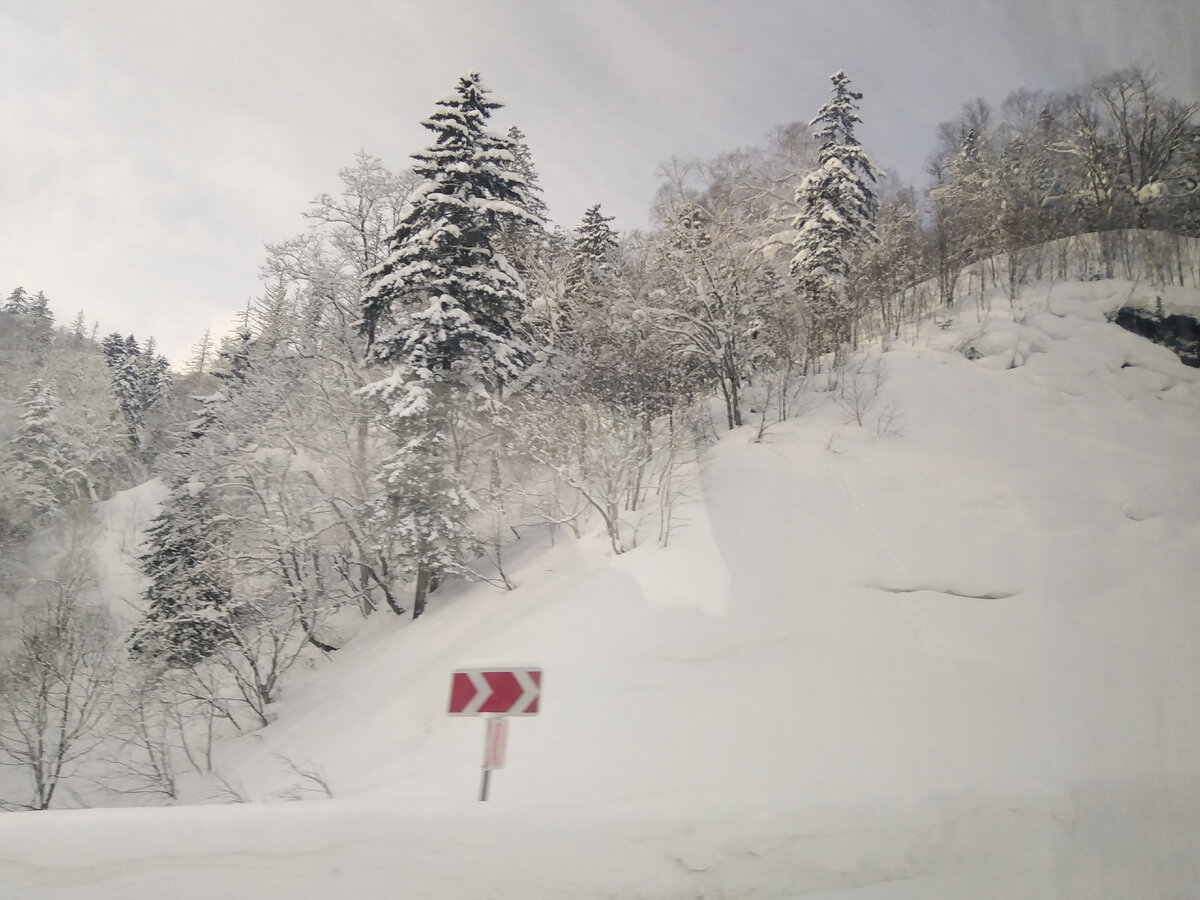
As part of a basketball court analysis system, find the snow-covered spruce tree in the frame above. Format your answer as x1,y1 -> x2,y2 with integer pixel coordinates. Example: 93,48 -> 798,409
537,203 -> 620,354
212,326 -> 254,386
101,334 -> 146,448
0,352 -> 129,536
45,334 -> 135,492
496,125 -> 550,277
3,286 -> 30,315
129,482 -> 233,668
359,71 -> 540,620
133,338 -> 172,457
96,332 -> 171,460
564,204 -> 620,306
0,287 -> 54,378
26,291 -> 54,351
0,380 -> 72,533
790,71 -> 880,358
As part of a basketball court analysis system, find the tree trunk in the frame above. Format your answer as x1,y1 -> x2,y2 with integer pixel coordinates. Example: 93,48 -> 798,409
413,564 -> 432,620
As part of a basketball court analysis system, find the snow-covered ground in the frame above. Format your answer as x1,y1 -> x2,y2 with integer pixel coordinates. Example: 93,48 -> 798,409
3,277 -> 1199,898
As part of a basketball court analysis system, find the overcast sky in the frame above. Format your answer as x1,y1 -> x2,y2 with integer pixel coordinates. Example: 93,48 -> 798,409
1,0 -> 1197,366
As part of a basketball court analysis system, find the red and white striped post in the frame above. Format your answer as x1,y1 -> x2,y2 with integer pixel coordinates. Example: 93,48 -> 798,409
479,716 -> 508,801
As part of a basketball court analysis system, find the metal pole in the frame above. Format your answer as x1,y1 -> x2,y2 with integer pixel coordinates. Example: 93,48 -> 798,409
479,765 -> 491,801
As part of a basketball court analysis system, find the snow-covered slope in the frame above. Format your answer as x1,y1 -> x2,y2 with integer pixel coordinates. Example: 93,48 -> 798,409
3,278 -> 1199,898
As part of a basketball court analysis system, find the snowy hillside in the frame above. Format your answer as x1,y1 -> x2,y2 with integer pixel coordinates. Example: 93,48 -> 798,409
3,277 -> 1199,898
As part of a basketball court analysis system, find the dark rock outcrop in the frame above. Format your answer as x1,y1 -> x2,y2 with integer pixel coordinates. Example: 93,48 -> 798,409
1111,305 -> 1200,368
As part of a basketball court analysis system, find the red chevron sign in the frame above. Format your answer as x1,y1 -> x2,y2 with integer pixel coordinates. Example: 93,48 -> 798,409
448,668 -> 542,716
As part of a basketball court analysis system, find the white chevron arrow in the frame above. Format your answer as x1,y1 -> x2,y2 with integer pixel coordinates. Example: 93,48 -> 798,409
512,668 -> 539,714
462,670 -> 491,715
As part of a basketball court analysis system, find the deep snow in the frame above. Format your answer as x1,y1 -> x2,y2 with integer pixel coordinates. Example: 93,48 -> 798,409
2,277 -> 1199,898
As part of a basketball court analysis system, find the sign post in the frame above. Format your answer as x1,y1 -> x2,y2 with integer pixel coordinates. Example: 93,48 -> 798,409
448,667 -> 541,801
479,716 -> 508,801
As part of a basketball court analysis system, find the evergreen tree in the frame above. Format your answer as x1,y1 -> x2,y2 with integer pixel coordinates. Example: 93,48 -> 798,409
3,287 -> 30,315
564,204 -> 620,301
136,339 -> 171,407
102,334 -> 141,441
99,333 -> 169,453
506,127 -> 547,223
2,288 -> 55,361
130,483 -> 233,667
496,125 -> 549,276
187,329 -> 214,375
359,71 -> 539,619
543,204 -> 621,353
28,291 -> 53,324
26,291 -> 55,357
790,71 -> 880,353
212,326 -> 255,386
3,380 -> 71,525
69,310 -> 88,339
360,71 -> 538,392
42,332 -> 132,498
0,369 -> 124,539
132,339 -> 172,459
0,289 -> 41,397
101,332 -> 132,366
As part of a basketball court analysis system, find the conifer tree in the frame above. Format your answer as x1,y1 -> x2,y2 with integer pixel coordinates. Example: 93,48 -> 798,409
101,334 -> 143,445
359,71 -> 539,619
188,329 -> 213,375
130,483 -> 233,667
506,126 -> 547,223
28,291 -> 53,324
4,380 -> 71,524
545,204 -> 621,353
3,287 -> 30,315
99,333 -> 168,454
790,71 -> 880,353
25,292 -> 55,359
0,371 -> 122,537
497,125 -> 549,275
135,338 -> 171,409
360,71 -> 538,391
212,327 -> 255,386
565,204 -> 620,301
2,288 -> 55,361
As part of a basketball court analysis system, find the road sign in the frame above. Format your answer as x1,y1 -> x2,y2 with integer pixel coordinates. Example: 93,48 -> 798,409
448,667 -> 542,716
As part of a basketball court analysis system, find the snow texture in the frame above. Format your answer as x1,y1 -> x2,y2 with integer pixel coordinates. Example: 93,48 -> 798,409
2,277 -> 1199,897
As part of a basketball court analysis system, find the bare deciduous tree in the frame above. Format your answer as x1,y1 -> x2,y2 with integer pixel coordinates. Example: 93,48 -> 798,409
0,568 -> 117,810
